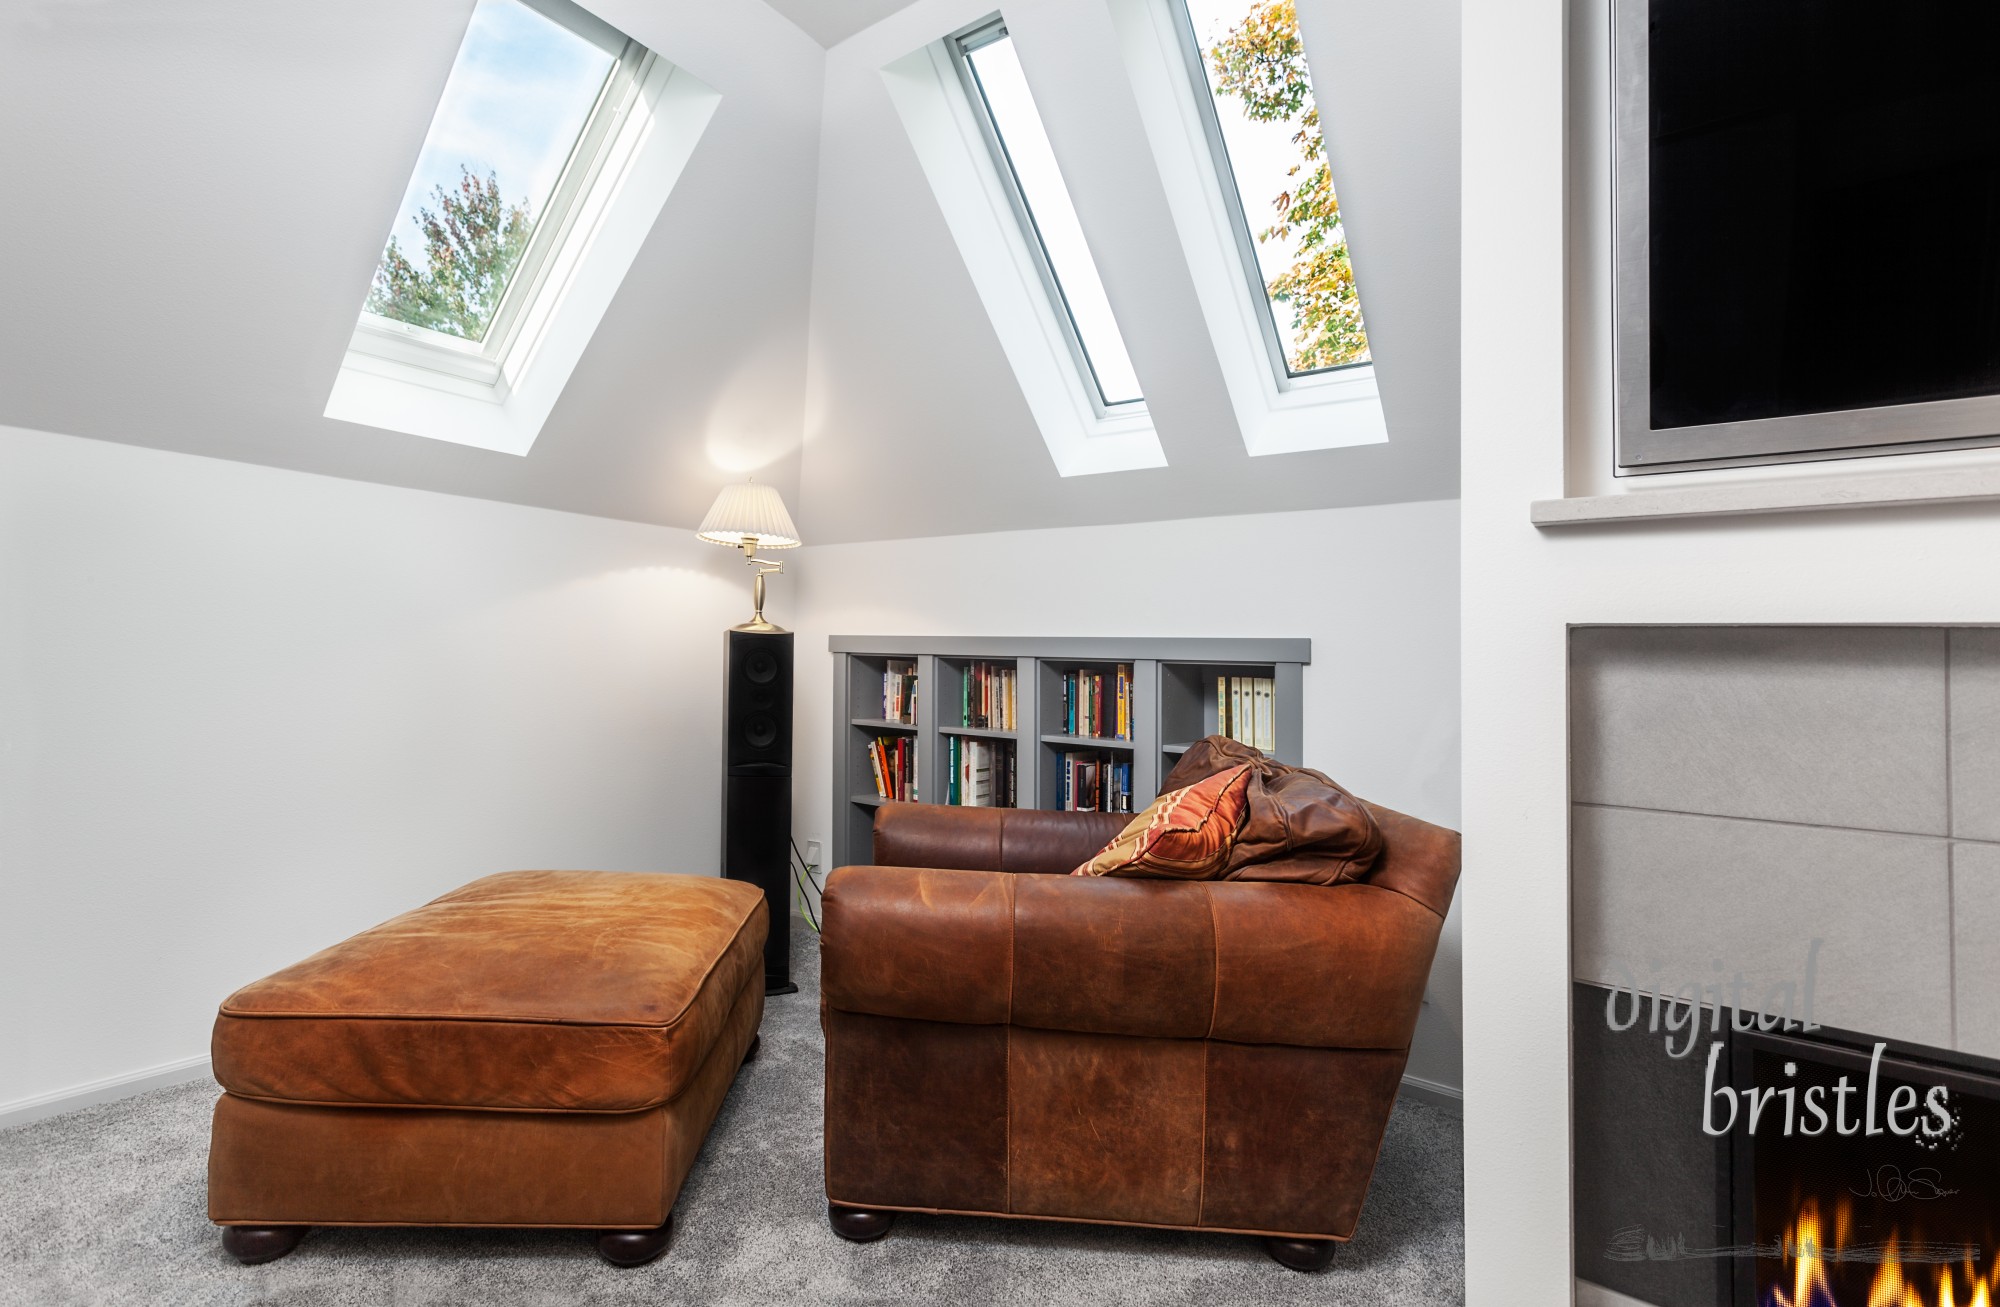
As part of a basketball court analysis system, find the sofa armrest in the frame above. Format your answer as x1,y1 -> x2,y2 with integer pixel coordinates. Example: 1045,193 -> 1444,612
870,803 -> 1131,874
821,864 -> 1443,1051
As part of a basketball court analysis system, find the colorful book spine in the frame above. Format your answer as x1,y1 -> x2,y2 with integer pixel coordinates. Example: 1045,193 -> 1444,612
881,660 -> 917,725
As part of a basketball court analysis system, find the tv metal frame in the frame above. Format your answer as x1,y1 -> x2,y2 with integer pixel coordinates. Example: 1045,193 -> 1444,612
1611,0 -> 2000,474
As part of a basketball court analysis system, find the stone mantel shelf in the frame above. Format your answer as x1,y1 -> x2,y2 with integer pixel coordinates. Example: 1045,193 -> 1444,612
1531,464 -> 2000,527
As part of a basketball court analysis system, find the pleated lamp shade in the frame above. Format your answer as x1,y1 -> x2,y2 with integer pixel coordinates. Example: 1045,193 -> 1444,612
697,481 -> 801,549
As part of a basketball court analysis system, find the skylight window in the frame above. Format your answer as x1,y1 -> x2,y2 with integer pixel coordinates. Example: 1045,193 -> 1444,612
1175,0 -> 1369,378
952,21 -> 1143,410
361,0 -> 634,360
325,0 -> 721,454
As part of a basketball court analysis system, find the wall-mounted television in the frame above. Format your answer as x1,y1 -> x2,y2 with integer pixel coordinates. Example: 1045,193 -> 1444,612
1613,0 -> 2000,473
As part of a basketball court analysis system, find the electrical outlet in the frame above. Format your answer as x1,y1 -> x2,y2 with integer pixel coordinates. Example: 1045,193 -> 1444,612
805,839 -> 823,868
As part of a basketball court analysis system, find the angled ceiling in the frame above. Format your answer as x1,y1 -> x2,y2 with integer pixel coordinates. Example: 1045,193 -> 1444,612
798,0 -> 1461,542
0,0 -> 1458,541
0,0 -> 823,527
761,0 -> 927,49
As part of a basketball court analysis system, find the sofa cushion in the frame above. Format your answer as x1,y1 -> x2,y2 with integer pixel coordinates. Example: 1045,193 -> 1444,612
211,871 -> 766,1113
1159,736 -> 1384,886
1071,764 -> 1252,879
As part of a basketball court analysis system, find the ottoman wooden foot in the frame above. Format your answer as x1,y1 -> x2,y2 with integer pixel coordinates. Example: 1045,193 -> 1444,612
742,1033 -> 761,1065
1263,1236 -> 1337,1272
597,1217 -> 672,1267
221,1225 -> 306,1265
827,1203 -> 896,1242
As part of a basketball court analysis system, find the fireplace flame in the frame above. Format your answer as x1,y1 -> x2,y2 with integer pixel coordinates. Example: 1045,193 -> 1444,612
1767,1200 -> 1995,1307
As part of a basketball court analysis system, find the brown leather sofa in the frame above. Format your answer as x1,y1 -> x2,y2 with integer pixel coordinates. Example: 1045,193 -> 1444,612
819,795 -> 1460,1272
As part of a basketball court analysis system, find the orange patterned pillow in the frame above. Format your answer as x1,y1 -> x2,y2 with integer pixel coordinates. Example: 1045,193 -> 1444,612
1072,764 -> 1253,879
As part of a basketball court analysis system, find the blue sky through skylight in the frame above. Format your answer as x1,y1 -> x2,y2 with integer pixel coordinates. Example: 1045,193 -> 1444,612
381,0 -> 614,278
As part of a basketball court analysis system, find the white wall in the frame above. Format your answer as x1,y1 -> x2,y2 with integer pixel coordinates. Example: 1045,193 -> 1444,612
1461,1 -> 2000,1301
792,498 -> 1464,1092
0,424 -> 749,1120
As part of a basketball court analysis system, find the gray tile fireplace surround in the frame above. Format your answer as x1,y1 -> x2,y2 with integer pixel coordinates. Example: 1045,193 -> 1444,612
1571,626 -> 2000,1059
1570,626 -> 2000,1307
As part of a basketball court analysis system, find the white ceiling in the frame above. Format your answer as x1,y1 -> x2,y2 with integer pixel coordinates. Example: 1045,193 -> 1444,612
761,0 -> 926,48
0,0 -> 1459,539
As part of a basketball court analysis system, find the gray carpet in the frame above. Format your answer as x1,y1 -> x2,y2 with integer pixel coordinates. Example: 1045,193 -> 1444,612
0,922 -> 1464,1306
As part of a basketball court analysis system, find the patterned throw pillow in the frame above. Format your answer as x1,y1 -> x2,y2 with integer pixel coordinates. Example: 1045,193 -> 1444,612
1071,764 -> 1253,879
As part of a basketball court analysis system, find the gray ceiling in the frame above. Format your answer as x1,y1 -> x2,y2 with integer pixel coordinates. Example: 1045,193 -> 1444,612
0,0 -> 1458,541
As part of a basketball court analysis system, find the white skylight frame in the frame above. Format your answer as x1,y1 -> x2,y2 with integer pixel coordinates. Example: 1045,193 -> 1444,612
1106,0 -> 1388,457
324,0 -> 721,455
949,18 -> 1143,414
881,20 -> 1168,478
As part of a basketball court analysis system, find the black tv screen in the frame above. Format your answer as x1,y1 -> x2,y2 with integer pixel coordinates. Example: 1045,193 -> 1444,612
1616,0 -> 2000,469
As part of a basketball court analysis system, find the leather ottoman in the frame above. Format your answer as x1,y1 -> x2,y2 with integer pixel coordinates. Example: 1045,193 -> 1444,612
206,871 -> 767,1267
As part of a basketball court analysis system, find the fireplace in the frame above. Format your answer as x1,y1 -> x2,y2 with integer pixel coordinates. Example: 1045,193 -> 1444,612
1731,1026 -> 2000,1307
1568,627 -> 2000,1307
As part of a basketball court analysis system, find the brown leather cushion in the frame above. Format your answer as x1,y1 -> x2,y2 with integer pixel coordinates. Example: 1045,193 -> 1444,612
1072,764 -> 1252,879
211,871 -> 766,1113
1159,737 -> 1384,886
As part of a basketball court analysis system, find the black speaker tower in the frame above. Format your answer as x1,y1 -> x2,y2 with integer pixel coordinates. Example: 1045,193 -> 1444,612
721,627 -> 796,995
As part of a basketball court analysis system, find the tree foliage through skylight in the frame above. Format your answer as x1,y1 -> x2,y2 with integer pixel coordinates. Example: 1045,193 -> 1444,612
1190,0 -> 1369,373
368,169 -> 531,339
363,0 -> 614,342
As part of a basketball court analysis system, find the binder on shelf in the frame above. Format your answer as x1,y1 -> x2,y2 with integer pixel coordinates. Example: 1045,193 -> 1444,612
1215,674 -> 1276,752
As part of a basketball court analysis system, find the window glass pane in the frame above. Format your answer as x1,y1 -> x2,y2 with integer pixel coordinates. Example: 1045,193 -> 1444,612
1182,0 -> 1368,374
367,0 -> 615,342
963,35 -> 1144,408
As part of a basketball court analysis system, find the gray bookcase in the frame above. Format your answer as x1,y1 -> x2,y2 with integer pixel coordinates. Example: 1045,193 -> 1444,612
830,636 -> 1310,873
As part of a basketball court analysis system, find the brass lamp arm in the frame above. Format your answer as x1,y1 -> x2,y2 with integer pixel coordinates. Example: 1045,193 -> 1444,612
735,537 -> 786,632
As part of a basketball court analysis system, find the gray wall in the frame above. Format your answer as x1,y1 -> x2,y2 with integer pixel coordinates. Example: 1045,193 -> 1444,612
1570,626 -> 2000,1059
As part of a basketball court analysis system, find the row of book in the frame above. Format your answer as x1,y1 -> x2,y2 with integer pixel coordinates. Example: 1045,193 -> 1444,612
881,659 -> 917,725
867,735 -> 917,802
1218,676 -> 1277,752
961,661 -> 1017,730
1059,665 -> 1133,740
1055,749 -> 1134,814
946,736 -> 1016,807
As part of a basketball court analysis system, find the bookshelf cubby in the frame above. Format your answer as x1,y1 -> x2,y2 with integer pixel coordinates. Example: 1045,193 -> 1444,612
829,637 -> 1309,872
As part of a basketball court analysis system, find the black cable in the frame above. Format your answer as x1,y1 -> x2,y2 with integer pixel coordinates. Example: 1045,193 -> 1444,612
789,836 -> 823,933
